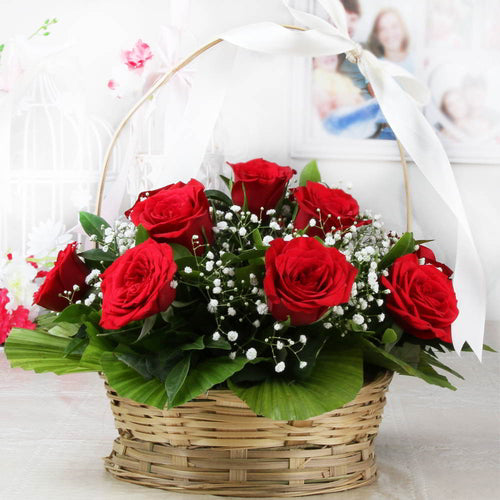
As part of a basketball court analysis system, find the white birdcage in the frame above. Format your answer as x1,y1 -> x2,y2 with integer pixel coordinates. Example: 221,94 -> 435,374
0,68 -> 120,255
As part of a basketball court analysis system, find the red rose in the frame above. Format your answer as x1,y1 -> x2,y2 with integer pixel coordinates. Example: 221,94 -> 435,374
264,237 -> 358,326
381,253 -> 458,343
100,239 -> 177,330
33,243 -> 90,312
125,179 -> 213,253
293,181 -> 369,236
229,158 -> 295,215
416,245 -> 453,278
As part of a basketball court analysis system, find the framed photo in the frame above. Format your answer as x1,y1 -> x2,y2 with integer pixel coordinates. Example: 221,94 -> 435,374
290,0 -> 500,164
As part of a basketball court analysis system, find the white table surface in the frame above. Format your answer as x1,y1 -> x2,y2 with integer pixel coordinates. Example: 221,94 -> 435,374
1,323 -> 499,500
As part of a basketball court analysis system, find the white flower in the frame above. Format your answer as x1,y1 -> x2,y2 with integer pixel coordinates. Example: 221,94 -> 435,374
225,212 -> 233,220
376,298 -> 384,307
253,320 -> 261,328
309,218 -> 317,227
238,227 -> 247,237
170,280 -> 178,289
266,209 -> 276,215
227,307 -> 236,316
353,314 -> 364,325
333,305 -> 344,315
27,220 -> 73,259
263,235 -> 274,245
227,330 -> 238,341
273,322 -> 283,331
256,303 -> 268,315
269,221 -> 281,230
207,299 -> 219,313
213,278 -> 221,286
212,286 -> 222,294
378,313 -> 385,322
324,234 -> 335,246
323,322 -> 333,329
217,221 -> 228,230
275,361 -> 285,373
229,351 -> 236,360
250,214 -> 259,223
230,205 -> 241,213
276,340 -> 284,350
212,332 -> 221,341
299,361 -> 308,369
246,348 -> 257,360
206,251 -> 215,260
205,261 -> 214,272
227,280 -> 235,288
299,334 -> 307,344
283,234 -> 293,241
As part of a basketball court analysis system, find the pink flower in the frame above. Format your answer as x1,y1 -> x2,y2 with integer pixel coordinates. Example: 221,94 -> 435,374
121,39 -> 153,71
107,79 -> 119,90
0,288 -> 36,344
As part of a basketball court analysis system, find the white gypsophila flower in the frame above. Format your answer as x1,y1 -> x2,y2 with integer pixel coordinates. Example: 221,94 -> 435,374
263,235 -> 274,245
250,214 -> 259,223
238,227 -> 247,237
212,286 -> 222,294
256,302 -> 268,315
27,220 -> 73,260
269,221 -> 281,230
276,340 -> 284,350
376,298 -> 384,307
309,218 -> 316,227
353,314 -> 364,325
246,348 -> 257,360
206,251 -> 215,260
217,221 -> 228,230
323,322 -> 333,329
227,280 -> 235,288
205,261 -> 214,272
207,299 -> 219,313
275,361 -> 285,373
324,234 -> 335,246
378,313 -> 385,322
212,332 -> 221,341
227,330 -> 238,341
273,322 -> 283,331
170,280 -> 178,289
184,266 -> 192,274
283,234 -> 293,241
225,212 -> 233,220
227,307 -> 236,316
229,351 -> 236,360
299,361 -> 308,369
253,320 -> 261,328
213,278 -> 221,286
299,334 -> 307,344
266,209 -> 276,215
230,205 -> 241,213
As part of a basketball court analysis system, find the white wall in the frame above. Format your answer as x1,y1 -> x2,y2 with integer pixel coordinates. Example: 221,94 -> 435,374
1,0 -> 499,322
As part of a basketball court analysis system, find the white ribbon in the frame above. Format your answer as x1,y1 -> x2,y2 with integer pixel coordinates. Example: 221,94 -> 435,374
216,0 -> 485,357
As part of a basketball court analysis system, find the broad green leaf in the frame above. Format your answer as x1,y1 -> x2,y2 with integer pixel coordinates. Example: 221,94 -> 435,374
79,211 -> 110,240
171,355 -> 248,407
54,304 -> 93,324
79,323 -> 114,370
252,228 -> 264,248
379,232 -> 415,269
79,248 -> 116,262
135,224 -> 149,245
100,352 -> 167,408
299,159 -> 321,187
115,352 -> 152,380
238,248 -> 267,262
382,328 -> 398,344
63,337 -> 88,357
420,351 -> 464,380
205,336 -> 232,350
205,189 -> 233,206
180,336 -> 205,351
170,243 -> 193,261
5,328 -> 91,375
165,354 -> 191,405
48,322 -> 81,337
229,342 -> 363,420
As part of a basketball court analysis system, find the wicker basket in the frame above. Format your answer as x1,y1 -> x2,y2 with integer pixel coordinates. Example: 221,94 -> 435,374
103,370 -> 392,497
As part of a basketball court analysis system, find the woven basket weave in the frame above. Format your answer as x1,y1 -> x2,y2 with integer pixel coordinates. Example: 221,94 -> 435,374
103,370 -> 392,497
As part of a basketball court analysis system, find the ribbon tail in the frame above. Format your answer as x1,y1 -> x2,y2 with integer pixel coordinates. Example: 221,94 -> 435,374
361,57 -> 486,359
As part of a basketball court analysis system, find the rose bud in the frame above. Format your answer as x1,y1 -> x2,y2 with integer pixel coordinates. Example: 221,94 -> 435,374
381,253 -> 458,343
33,243 -> 90,312
125,179 -> 213,254
263,237 -> 358,326
100,239 -> 177,330
229,158 -> 295,215
293,181 -> 370,236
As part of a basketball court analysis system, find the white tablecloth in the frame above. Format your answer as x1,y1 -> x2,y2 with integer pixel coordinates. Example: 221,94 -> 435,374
1,323 -> 499,500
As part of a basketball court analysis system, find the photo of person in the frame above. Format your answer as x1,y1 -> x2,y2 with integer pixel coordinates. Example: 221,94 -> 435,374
309,0 -> 422,140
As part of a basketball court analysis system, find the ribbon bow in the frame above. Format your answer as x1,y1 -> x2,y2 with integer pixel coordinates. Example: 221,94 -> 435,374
219,0 -> 485,357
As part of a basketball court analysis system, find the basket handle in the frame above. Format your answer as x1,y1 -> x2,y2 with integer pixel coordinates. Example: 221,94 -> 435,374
95,27 -> 413,233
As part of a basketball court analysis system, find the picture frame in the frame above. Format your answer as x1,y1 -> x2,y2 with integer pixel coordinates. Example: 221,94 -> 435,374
290,0 -> 500,164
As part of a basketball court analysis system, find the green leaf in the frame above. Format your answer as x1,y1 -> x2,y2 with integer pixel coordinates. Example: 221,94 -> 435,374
79,248 -> 116,262
180,336 -> 205,351
48,322 -> 81,337
229,342 -> 363,420
205,336 -> 232,350
170,356 -> 248,407
54,304 -> 93,324
134,224 -> 149,245
382,328 -> 398,344
115,352 -> 152,380
238,248 -> 267,262
379,232 -> 416,269
79,211 -> 110,240
205,189 -> 233,206
5,328 -> 91,375
101,352 -> 167,408
135,314 -> 157,343
299,159 -> 321,187
165,354 -> 191,405
219,175 -> 233,191
252,228 -> 264,248
170,243 -> 193,261
420,351 -> 464,380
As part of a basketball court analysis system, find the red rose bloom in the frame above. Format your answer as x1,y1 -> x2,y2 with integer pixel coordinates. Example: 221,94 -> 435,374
125,179 -> 213,254
416,245 -> 453,278
33,243 -> 90,312
229,158 -> 295,215
381,253 -> 458,343
264,237 -> 358,326
100,239 -> 177,330
293,181 -> 369,236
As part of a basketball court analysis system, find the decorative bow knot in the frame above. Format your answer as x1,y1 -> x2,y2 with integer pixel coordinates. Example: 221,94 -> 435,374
220,0 -> 485,357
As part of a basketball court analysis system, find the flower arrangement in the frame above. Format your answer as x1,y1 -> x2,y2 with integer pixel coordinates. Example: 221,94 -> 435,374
5,159 -> 482,420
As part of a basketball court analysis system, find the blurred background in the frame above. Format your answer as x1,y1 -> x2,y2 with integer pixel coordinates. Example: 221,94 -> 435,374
0,0 -> 498,338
